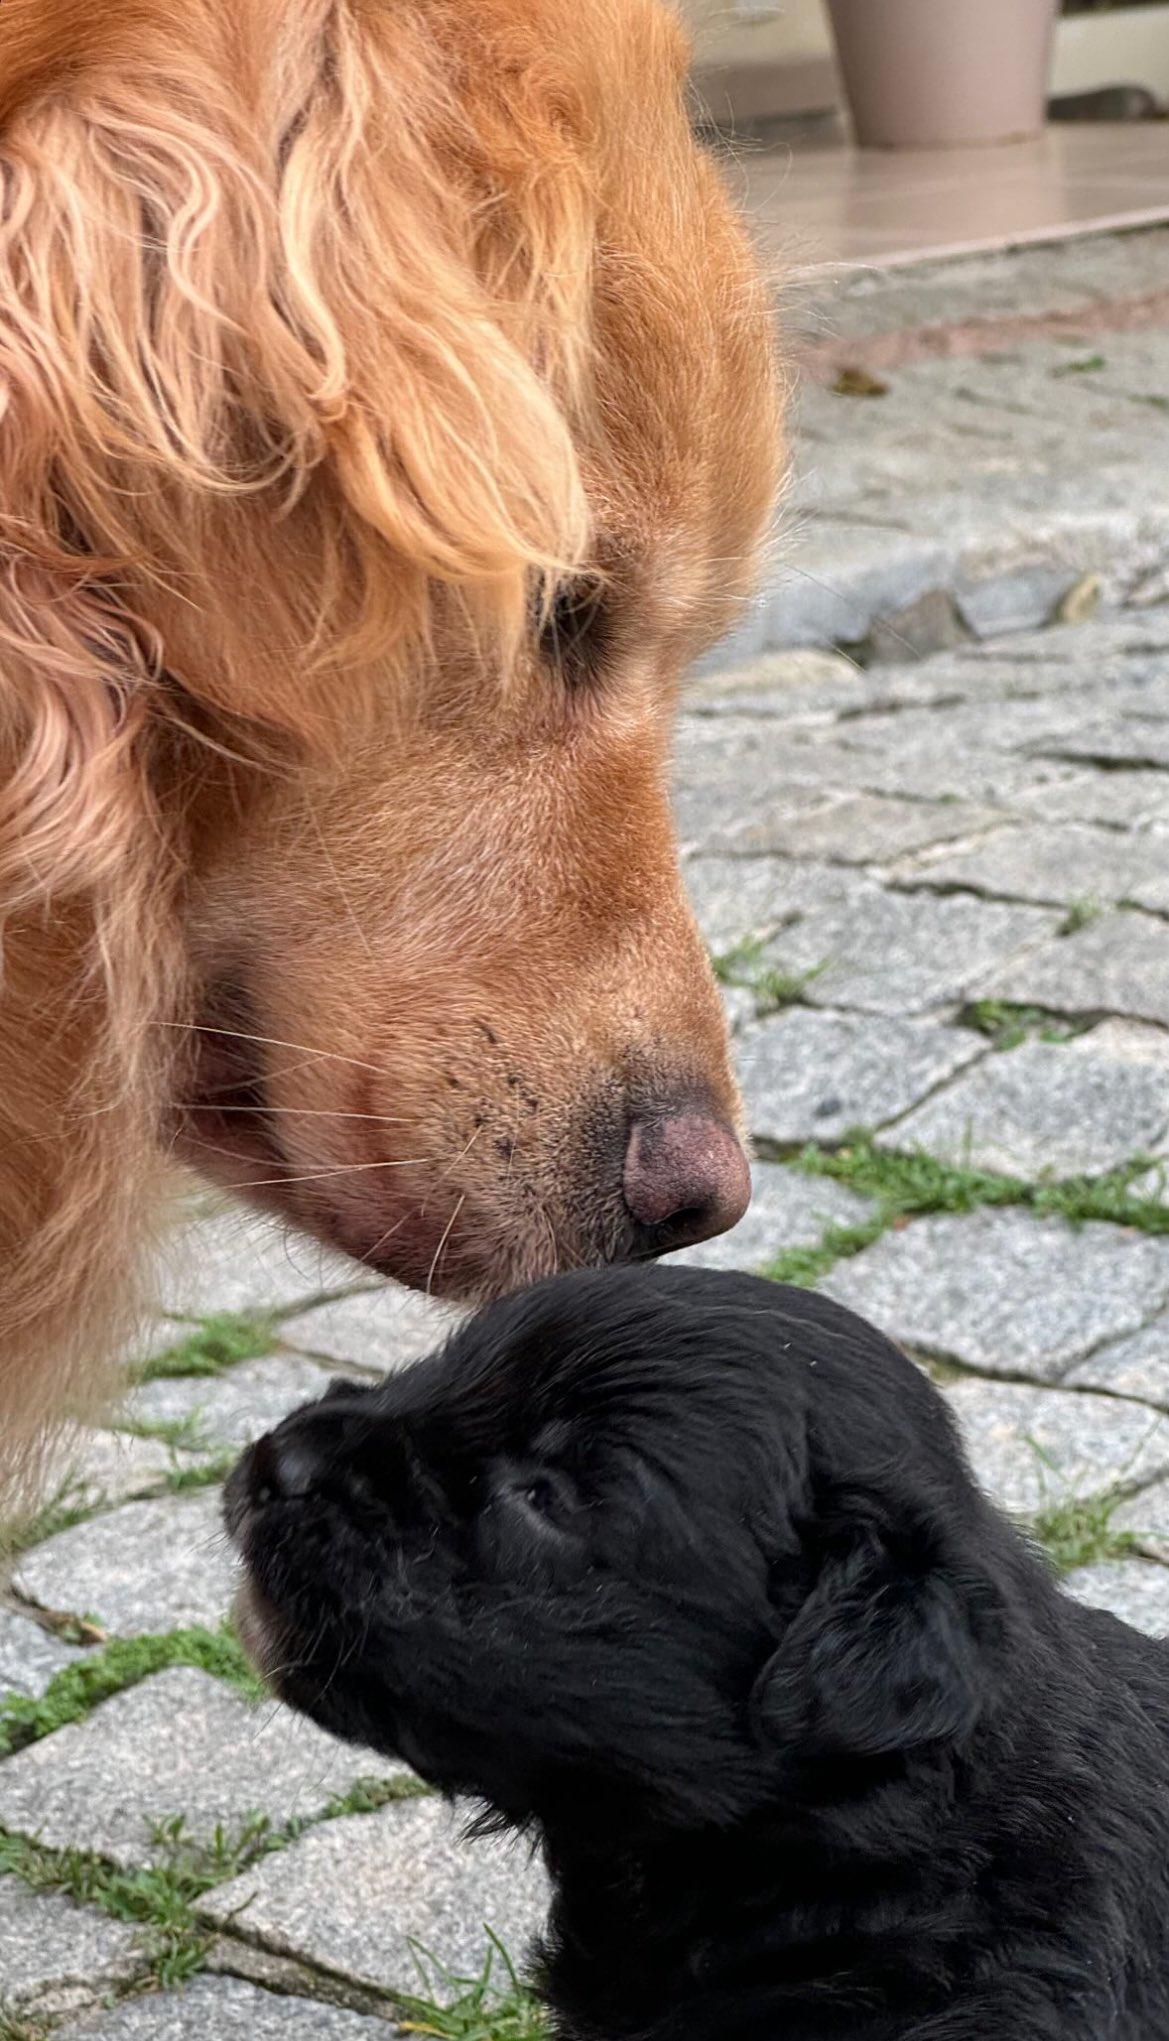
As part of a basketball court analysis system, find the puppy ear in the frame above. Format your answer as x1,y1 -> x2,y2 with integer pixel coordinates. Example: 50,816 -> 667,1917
751,1519 -> 988,1764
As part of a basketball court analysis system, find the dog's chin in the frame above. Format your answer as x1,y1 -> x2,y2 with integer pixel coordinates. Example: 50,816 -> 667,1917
178,1091 -> 642,1304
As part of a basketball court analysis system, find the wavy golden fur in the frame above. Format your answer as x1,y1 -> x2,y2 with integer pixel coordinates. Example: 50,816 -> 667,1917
0,0 -> 780,1510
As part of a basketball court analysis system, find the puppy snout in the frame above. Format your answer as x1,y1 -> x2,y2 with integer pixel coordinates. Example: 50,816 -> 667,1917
623,1107 -> 750,1253
247,1426 -> 322,1503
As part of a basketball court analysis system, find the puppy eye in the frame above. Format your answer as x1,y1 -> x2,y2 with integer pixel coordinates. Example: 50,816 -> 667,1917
538,577 -> 609,689
503,1467 -> 578,1532
521,1477 -> 560,1517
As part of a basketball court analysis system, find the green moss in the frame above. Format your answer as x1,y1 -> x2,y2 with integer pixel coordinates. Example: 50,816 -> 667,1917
0,1624 -> 262,1760
1051,353 -> 1106,377
137,1312 -> 279,1383
163,1452 -> 238,1495
6,1486 -> 95,1555
763,1218 -> 885,1289
321,1775 -> 430,1819
120,1413 -> 214,1452
960,999 -> 1086,1051
711,937 -> 825,1017
754,1137 -> 1169,1295
792,1136 -> 1167,1235
1059,896 -> 1103,937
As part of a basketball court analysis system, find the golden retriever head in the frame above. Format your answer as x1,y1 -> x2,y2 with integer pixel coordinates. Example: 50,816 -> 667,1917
0,0 -> 780,1450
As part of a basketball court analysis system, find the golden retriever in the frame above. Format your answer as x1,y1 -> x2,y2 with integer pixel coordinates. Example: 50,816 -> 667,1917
0,0 -> 780,1503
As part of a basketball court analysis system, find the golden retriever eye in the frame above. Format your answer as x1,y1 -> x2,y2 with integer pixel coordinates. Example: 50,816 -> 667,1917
538,577 -> 609,688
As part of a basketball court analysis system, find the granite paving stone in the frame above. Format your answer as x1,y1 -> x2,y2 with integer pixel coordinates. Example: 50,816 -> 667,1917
898,822 -> 1169,910
673,778 -> 837,857
759,890 -> 1059,1015
280,1286 -> 460,1374
121,1352 -> 340,1453
886,1039 -> 1169,1179
72,1976 -> 390,2040
939,1379 -> 1169,1516
746,737 -> 1081,807
13,1491 -> 237,1636
1068,1019 -> 1169,1071
1063,1562 -> 1169,1639
685,854 -> 803,951
1130,1163 -> 1169,1204
831,696 -> 1084,760
735,1008 -> 983,1146
1113,1479 -> 1169,1564
198,1797 -> 549,2000
1129,862 -> 1169,918
155,1197 -> 363,1319
684,646 -> 864,710
36,1427 -> 189,1510
0,1877 -> 144,2022
722,984 -> 757,1037
0,1608 -> 87,1702
986,909 -> 1169,1029
0,1668 -> 404,1867
707,791 -> 1004,864
1033,718 -> 1169,771
672,1161 -> 877,1274
1066,1313 -> 1169,1406
684,855 -> 874,953
1013,768 -> 1169,831
824,1211 -> 1169,1383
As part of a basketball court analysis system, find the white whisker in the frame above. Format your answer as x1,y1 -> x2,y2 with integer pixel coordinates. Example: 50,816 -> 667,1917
155,1019 -> 384,1076
425,1194 -> 466,1297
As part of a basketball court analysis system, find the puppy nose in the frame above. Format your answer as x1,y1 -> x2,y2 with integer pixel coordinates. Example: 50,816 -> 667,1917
248,1426 -> 323,1503
623,1109 -> 751,1252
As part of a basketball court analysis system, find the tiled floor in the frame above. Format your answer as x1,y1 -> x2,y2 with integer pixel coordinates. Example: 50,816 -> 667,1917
742,119 -> 1169,269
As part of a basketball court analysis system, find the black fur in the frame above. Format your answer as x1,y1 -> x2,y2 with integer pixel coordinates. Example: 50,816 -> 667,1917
226,1266 -> 1169,2039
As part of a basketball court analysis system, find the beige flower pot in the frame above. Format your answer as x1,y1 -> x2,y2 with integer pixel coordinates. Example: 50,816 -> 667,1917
826,0 -> 1060,149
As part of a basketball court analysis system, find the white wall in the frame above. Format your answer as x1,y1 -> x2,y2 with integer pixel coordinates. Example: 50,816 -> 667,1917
682,0 -> 832,74
1052,7 -> 1169,99
683,0 -> 1169,116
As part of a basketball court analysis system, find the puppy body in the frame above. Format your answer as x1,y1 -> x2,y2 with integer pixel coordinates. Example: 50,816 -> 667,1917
228,1269 -> 1169,2040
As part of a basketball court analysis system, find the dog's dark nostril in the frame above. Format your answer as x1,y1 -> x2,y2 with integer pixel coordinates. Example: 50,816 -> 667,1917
249,1428 -> 320,1504
623,1109 -> 751,1253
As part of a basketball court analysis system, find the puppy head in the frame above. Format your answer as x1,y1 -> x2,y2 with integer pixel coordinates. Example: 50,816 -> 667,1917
0,0 -> 781,1302
228,1269 -> 1005,1838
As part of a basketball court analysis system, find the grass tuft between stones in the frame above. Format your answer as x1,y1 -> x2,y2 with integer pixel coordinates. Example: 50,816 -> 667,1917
162,1452 -> 239,1496
0,1825 -> 221,1990
395,1933 -> 546,2039
759,1136 -> 1169,1290
5,1489 -> 96,1558
960,999 -> 1090,1052
711,938 -> 826,1017
136,1312 -> 281,1383
1027,1489 -> 1141,1576
0,1781 -> 436,2000
0,1624 -> 263,1759
0,2015 -> 48,2041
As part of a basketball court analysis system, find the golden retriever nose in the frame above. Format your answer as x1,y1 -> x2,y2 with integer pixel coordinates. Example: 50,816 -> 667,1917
623,1111 -> 751,1252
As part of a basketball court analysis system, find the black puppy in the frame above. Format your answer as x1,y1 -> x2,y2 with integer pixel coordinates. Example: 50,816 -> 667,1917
226,1267 -> 1169,2040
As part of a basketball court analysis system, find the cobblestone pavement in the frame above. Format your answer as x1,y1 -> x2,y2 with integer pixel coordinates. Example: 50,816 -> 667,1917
7,259 -> 1169,2035
728,227 -> 1169,668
